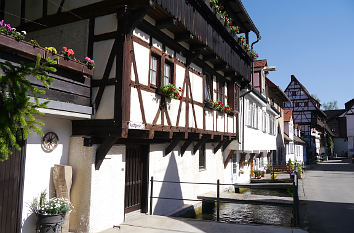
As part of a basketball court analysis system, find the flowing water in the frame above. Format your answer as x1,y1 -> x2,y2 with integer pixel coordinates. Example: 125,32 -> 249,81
187,189 -> 293,226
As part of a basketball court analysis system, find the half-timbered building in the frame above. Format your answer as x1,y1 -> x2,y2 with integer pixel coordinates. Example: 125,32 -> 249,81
284,75 -> 329,163
2,0 -> 261,232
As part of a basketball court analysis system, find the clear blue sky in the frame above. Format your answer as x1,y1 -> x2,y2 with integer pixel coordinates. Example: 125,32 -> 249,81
242,0 -> 354,108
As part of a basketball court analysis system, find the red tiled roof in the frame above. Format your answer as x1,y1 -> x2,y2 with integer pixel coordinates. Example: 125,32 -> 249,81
253,59 -> 267,68
283,109 -> 293,122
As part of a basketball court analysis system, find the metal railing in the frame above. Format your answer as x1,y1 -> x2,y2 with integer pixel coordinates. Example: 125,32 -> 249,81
149,175 -> 300,226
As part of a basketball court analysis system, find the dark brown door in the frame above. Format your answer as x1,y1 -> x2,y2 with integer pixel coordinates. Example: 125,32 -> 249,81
124,145 -> 148,213
0,145 -> 26,233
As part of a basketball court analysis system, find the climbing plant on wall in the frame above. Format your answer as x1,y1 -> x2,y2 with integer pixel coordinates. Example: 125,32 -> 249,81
0,54 -> 57,161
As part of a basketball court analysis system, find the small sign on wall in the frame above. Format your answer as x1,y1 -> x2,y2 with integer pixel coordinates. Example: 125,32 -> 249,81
128,122 -> 145,130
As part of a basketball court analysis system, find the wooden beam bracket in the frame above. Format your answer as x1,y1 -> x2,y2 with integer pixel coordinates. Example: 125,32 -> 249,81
164,138 -> 180,156
95,136 -> 120,170
181,139 -> 193,156
192,135 -> 208,155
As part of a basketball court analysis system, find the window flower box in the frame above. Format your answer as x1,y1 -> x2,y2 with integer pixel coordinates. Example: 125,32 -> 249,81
0,33 -> 93,76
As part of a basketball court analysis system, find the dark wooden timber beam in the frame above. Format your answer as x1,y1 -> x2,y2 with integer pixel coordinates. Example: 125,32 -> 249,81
19,0 -> 153,32
213,140 -> 223,154
224,150 -> 235,168
190,44 -> 207,52
175,32 -> 194,42
95,136 -> 120,170
181,140 -> 192,156
202,54 -> 215,62
164,139 -> 180,155
214,63 -> 227,71
156,17 -> 177,29
192,136 -> 208,155
222,140 -> 232,151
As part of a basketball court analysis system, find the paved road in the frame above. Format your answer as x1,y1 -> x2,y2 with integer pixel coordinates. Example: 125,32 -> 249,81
299,158 -> 354,233
100,215 -> 306,233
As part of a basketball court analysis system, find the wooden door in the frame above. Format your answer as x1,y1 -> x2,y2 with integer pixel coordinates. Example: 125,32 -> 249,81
124,145 -> 148,213
0,145 -> 26,233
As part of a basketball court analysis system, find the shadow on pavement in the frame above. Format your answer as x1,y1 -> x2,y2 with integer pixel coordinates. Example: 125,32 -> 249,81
300,200 -> 354,233
308,159 -> 354,173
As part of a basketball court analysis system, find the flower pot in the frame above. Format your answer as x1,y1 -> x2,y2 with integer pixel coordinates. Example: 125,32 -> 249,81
261,173 -> 265,177
256,175 -> 261,179
37,214 -> 65,233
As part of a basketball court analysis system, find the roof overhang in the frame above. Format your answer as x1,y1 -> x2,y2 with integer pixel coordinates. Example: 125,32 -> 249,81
223,0 -> 260,38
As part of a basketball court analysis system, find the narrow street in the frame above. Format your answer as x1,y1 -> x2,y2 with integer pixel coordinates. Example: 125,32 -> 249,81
299,158 -> 354,233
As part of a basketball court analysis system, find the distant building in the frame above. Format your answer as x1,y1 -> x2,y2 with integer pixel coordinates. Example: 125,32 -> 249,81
325,109 -> 347,157
284,75 -> 332,162
339,99 -> 354,158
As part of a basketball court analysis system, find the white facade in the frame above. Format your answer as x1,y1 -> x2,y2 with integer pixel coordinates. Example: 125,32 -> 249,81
341,104 -> 354,158
21,116 -> 72,233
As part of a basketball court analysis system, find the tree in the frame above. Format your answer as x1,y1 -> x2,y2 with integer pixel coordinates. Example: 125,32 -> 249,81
323,101 -> 338,110
0,54 -> 56,161
311,94 -> 321,103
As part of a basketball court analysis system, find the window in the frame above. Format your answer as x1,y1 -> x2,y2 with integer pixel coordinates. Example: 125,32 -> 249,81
232,153 -> 237,174
304,102 -> 308,107
262,112 -> 267,132
234,85 -> 240,112
292,91 -> 296,96
289,142 -> 294,154
199,144 -> 206,170
295,102 -> 299,107
204,74 -> 213,101
217,80 -> 225,104
149,54 -> 160,86
163,62 -> 173,86
227,83 -> 240,113
269,116 -> 275,135
247,100 -> 252,126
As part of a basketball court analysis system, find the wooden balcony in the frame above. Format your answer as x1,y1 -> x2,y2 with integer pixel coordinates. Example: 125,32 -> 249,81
0,34 -> 92,112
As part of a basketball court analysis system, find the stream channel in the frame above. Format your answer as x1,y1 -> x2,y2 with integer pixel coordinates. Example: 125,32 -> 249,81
182,188 -> 293,227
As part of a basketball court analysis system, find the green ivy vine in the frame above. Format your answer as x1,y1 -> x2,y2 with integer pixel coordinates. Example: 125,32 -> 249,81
0,54 -> 57,161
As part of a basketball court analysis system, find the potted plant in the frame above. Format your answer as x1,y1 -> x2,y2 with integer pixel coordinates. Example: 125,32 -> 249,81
160,83 -> 183,100
254,170 -> 262,179
30,191 -> 73,233
241,161 -> 248,167
261,170 -> 266,177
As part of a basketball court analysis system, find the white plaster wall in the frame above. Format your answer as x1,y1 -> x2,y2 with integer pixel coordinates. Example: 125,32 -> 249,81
27,20 -> 89,60
68,137 -> 126,233
25,0 -> 42,21
243,125 -> 276,152
190,72 -> 203,103
133,42 -> 150,86
21,116 -> 72,233
4,0 -> 21,26
93,39 -> 116,80
333,138 -> 348,156
205,109 -> 214,131
89,146 -> 125,233
347,115 -> 354,137
95,13 -> 117,35
94,86 -> 115,119
149,143 -> 224,216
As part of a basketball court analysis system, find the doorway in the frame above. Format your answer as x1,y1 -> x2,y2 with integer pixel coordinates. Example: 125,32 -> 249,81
124,144 -> 149,214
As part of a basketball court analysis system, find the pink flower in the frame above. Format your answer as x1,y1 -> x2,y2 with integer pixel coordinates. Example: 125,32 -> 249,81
67,49 -> 74,55
62,47 -> 67,52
